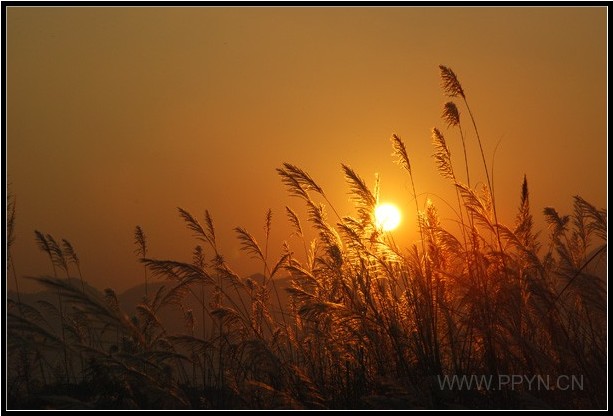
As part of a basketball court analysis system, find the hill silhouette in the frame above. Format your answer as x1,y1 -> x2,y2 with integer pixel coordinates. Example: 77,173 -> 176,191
8,273 -> 293,339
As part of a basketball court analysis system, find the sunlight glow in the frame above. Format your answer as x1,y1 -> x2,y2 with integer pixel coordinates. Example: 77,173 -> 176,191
374,203 -> 401,231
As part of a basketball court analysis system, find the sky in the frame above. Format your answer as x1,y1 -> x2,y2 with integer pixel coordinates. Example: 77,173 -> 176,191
6,6 -> 607,293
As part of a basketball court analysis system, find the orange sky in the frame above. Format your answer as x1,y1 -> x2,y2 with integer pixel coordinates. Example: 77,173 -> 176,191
6,7 -> 607,293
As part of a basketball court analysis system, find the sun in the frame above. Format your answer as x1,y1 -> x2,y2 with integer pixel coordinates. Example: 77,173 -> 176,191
374,203 -> 401,231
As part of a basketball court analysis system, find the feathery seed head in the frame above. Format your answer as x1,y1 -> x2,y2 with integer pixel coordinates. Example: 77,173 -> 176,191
439,65 -> 465,98
442,101 -> 461,127
391,134 -> 411,174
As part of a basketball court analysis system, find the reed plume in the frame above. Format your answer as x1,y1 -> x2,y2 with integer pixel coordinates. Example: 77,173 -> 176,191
134,225 -> 149,298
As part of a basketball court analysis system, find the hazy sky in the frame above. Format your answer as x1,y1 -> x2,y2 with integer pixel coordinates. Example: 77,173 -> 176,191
6,7 -> 607,293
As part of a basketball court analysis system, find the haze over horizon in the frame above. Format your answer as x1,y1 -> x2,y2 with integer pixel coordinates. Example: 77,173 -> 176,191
6,6 -> 607,293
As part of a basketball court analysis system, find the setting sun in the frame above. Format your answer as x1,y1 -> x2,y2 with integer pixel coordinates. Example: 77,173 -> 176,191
374,203 -> 401,231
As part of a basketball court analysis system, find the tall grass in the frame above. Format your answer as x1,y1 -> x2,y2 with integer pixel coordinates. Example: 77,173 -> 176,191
134,226 -> 149,298
7,188 -> 21,305
7,67 -> 606,409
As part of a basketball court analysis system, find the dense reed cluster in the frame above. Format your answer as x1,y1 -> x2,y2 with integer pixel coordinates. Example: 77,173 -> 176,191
6,67 -> 606,409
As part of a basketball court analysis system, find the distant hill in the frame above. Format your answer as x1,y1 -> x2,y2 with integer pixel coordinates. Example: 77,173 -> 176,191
8,277 -> 103,310
8,273 -> 294,339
